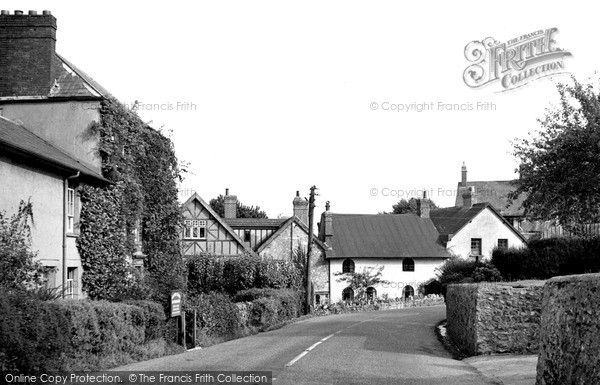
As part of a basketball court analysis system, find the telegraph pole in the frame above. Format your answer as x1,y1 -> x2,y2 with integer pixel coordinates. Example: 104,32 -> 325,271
306,185 -> 317,314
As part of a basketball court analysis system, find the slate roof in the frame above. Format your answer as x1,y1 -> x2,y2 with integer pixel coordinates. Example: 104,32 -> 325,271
455,181 -> 526,217
0,116 -> 109,184
430,203 -> 527,242
326,213 -> 449,259
0,54 -> 110,101
224,218 -> 287,229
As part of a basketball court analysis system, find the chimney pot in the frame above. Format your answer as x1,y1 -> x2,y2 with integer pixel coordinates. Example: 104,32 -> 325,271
225,188 -> 229,195
296,191 -> 300,197
42,10 -> 51,15
461,162 -> 468,186
1,10 -> 9,15
14,10 -> 23,15
28,10 -> 38,15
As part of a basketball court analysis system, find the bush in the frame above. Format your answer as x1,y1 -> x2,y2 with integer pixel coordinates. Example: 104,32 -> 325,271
437,256 -> 501,296
125,300 -> 167,341
186,253 -> 304,297
492,236 -> 600,280
185,292 -> 241,341
248,289 -> 303,329
0,288 -> 179,372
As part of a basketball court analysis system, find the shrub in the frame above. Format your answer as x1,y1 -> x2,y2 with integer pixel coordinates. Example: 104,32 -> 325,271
186,253 -> 305,297
436,256 -> 501,296
491,236 -> 600,280
125,300 -> 167,341
185,292 -> 241,341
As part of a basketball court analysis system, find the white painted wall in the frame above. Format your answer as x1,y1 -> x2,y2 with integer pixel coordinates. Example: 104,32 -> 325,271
446,207 -> 525,260
329,257 -> 445,302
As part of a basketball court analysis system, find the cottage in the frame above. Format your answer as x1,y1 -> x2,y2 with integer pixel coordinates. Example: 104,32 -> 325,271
181,189 -> 331,305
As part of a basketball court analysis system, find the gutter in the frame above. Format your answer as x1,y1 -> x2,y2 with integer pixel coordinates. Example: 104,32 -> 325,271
62,171 -> 80,299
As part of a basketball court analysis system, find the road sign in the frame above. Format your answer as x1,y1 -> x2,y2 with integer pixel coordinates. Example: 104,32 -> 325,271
171,290 -> 182,317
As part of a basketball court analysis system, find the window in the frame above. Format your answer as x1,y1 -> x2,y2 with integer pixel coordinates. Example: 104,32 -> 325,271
402,258 -> 415,272
366,287 -> 377,301
65,267 -> 76,298
342,258 -> 355,273
342,287 -> 354,302
184,220 -> 207,239
403,285 -> 414,299
471,238 -> 482,256
244,230 -> 251,243
498,239 -> 508,250
67,187 -> 75,233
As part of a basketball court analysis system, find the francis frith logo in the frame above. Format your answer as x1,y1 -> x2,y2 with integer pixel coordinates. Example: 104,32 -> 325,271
463,28 -> 572,92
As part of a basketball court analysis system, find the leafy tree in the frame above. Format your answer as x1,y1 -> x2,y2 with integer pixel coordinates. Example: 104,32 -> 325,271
0,200 -> 44,289
335,265 -> 389,301
510,77 -> 600,228
209,195 -> 268,218
390,197 -> 438,215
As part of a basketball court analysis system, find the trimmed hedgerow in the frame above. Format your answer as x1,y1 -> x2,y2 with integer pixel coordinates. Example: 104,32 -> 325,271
186,253 -> 304,297
0,288 -> 182,372
492,236 -> 600,280
185,292 -> 241,341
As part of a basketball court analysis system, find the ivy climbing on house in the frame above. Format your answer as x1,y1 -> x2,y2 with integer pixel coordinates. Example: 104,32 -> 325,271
77,97 -> 185,306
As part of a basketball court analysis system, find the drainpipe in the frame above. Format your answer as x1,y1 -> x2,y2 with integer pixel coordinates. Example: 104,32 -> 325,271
62,171 -> 80,298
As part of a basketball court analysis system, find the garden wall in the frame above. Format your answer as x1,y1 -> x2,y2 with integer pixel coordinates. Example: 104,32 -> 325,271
446,281 -> 544,356
536,273 -> 600,385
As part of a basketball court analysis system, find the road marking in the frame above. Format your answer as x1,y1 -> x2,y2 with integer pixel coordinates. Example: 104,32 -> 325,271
285,334 -> 334,367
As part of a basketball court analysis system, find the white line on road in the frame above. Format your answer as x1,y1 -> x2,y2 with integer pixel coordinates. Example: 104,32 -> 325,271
285,334 -> 334,367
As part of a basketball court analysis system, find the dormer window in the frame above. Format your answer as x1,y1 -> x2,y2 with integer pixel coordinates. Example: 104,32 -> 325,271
184,220 -> 206,239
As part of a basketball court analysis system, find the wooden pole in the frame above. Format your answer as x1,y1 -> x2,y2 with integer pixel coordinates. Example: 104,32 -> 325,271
181,311 -> 186,347
306,185 -> 317,314
193,310 -> 197,348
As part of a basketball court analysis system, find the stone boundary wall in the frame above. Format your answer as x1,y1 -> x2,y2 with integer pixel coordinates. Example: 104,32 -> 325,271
446,281 -> 544,356
536,273 -> 600,385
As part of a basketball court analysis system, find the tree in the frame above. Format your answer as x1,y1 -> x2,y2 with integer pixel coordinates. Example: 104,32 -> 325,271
510,77 -> 600,228
335,265 -> 389,301
389,197 -> 438,215
0,200 -> 44,289
209,195 -> 268,218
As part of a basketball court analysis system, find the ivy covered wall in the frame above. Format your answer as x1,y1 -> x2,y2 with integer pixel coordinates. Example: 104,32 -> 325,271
77,98 -> 185,306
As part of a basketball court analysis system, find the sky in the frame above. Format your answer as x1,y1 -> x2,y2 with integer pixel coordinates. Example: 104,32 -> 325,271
5,1 -> 597,217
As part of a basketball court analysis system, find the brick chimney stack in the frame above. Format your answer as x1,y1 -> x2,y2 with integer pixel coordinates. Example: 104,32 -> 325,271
223,188 -> 237,219
417,190 -> 431,218
461,162 -> 468,186
0,10 -> 57,97
322,201 -> 333,244
462,190 -> 473,208
292,191 -> 309,225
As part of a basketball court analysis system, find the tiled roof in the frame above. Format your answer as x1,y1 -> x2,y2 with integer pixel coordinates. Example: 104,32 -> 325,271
430,203 -> 527,243
0,116 -> 109,184
429,204 -> 488,236
224,218 -> 287,229
326,213 -> 449,259
256,216 -> 329,254
455,181 -> 526,217
0,54 -> 110,100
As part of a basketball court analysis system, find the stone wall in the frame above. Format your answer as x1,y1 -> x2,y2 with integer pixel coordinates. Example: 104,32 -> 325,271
446,283 -> 479,355
446,281 -> 544,356
536,274 -> 600,385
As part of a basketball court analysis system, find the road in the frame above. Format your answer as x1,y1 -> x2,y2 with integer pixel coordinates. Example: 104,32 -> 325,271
116,306 -> 493,385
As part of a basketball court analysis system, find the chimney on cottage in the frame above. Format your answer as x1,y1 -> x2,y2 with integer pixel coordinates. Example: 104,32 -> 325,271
417,190 -> 431,218
462,190 -> 473,208
321,201 -> 333,244
461,162 -> 468,186
292,191 -> 309,225
0,10 -> 57,97
223,188 -> 237,219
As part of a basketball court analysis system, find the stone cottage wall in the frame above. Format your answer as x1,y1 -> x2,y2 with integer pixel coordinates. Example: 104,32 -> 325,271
536,273 -> 600,385
446,281 -> 544,356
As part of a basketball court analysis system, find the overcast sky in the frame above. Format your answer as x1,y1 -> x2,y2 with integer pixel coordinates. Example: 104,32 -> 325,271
6,1 -> 597,217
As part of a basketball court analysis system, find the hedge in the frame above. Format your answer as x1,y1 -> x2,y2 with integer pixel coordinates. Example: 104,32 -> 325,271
186,253 -> 304,297
436,256 -> 501,296
492,236 -> 600,280
0,289 -> 182,372
185,289 -> 304,347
